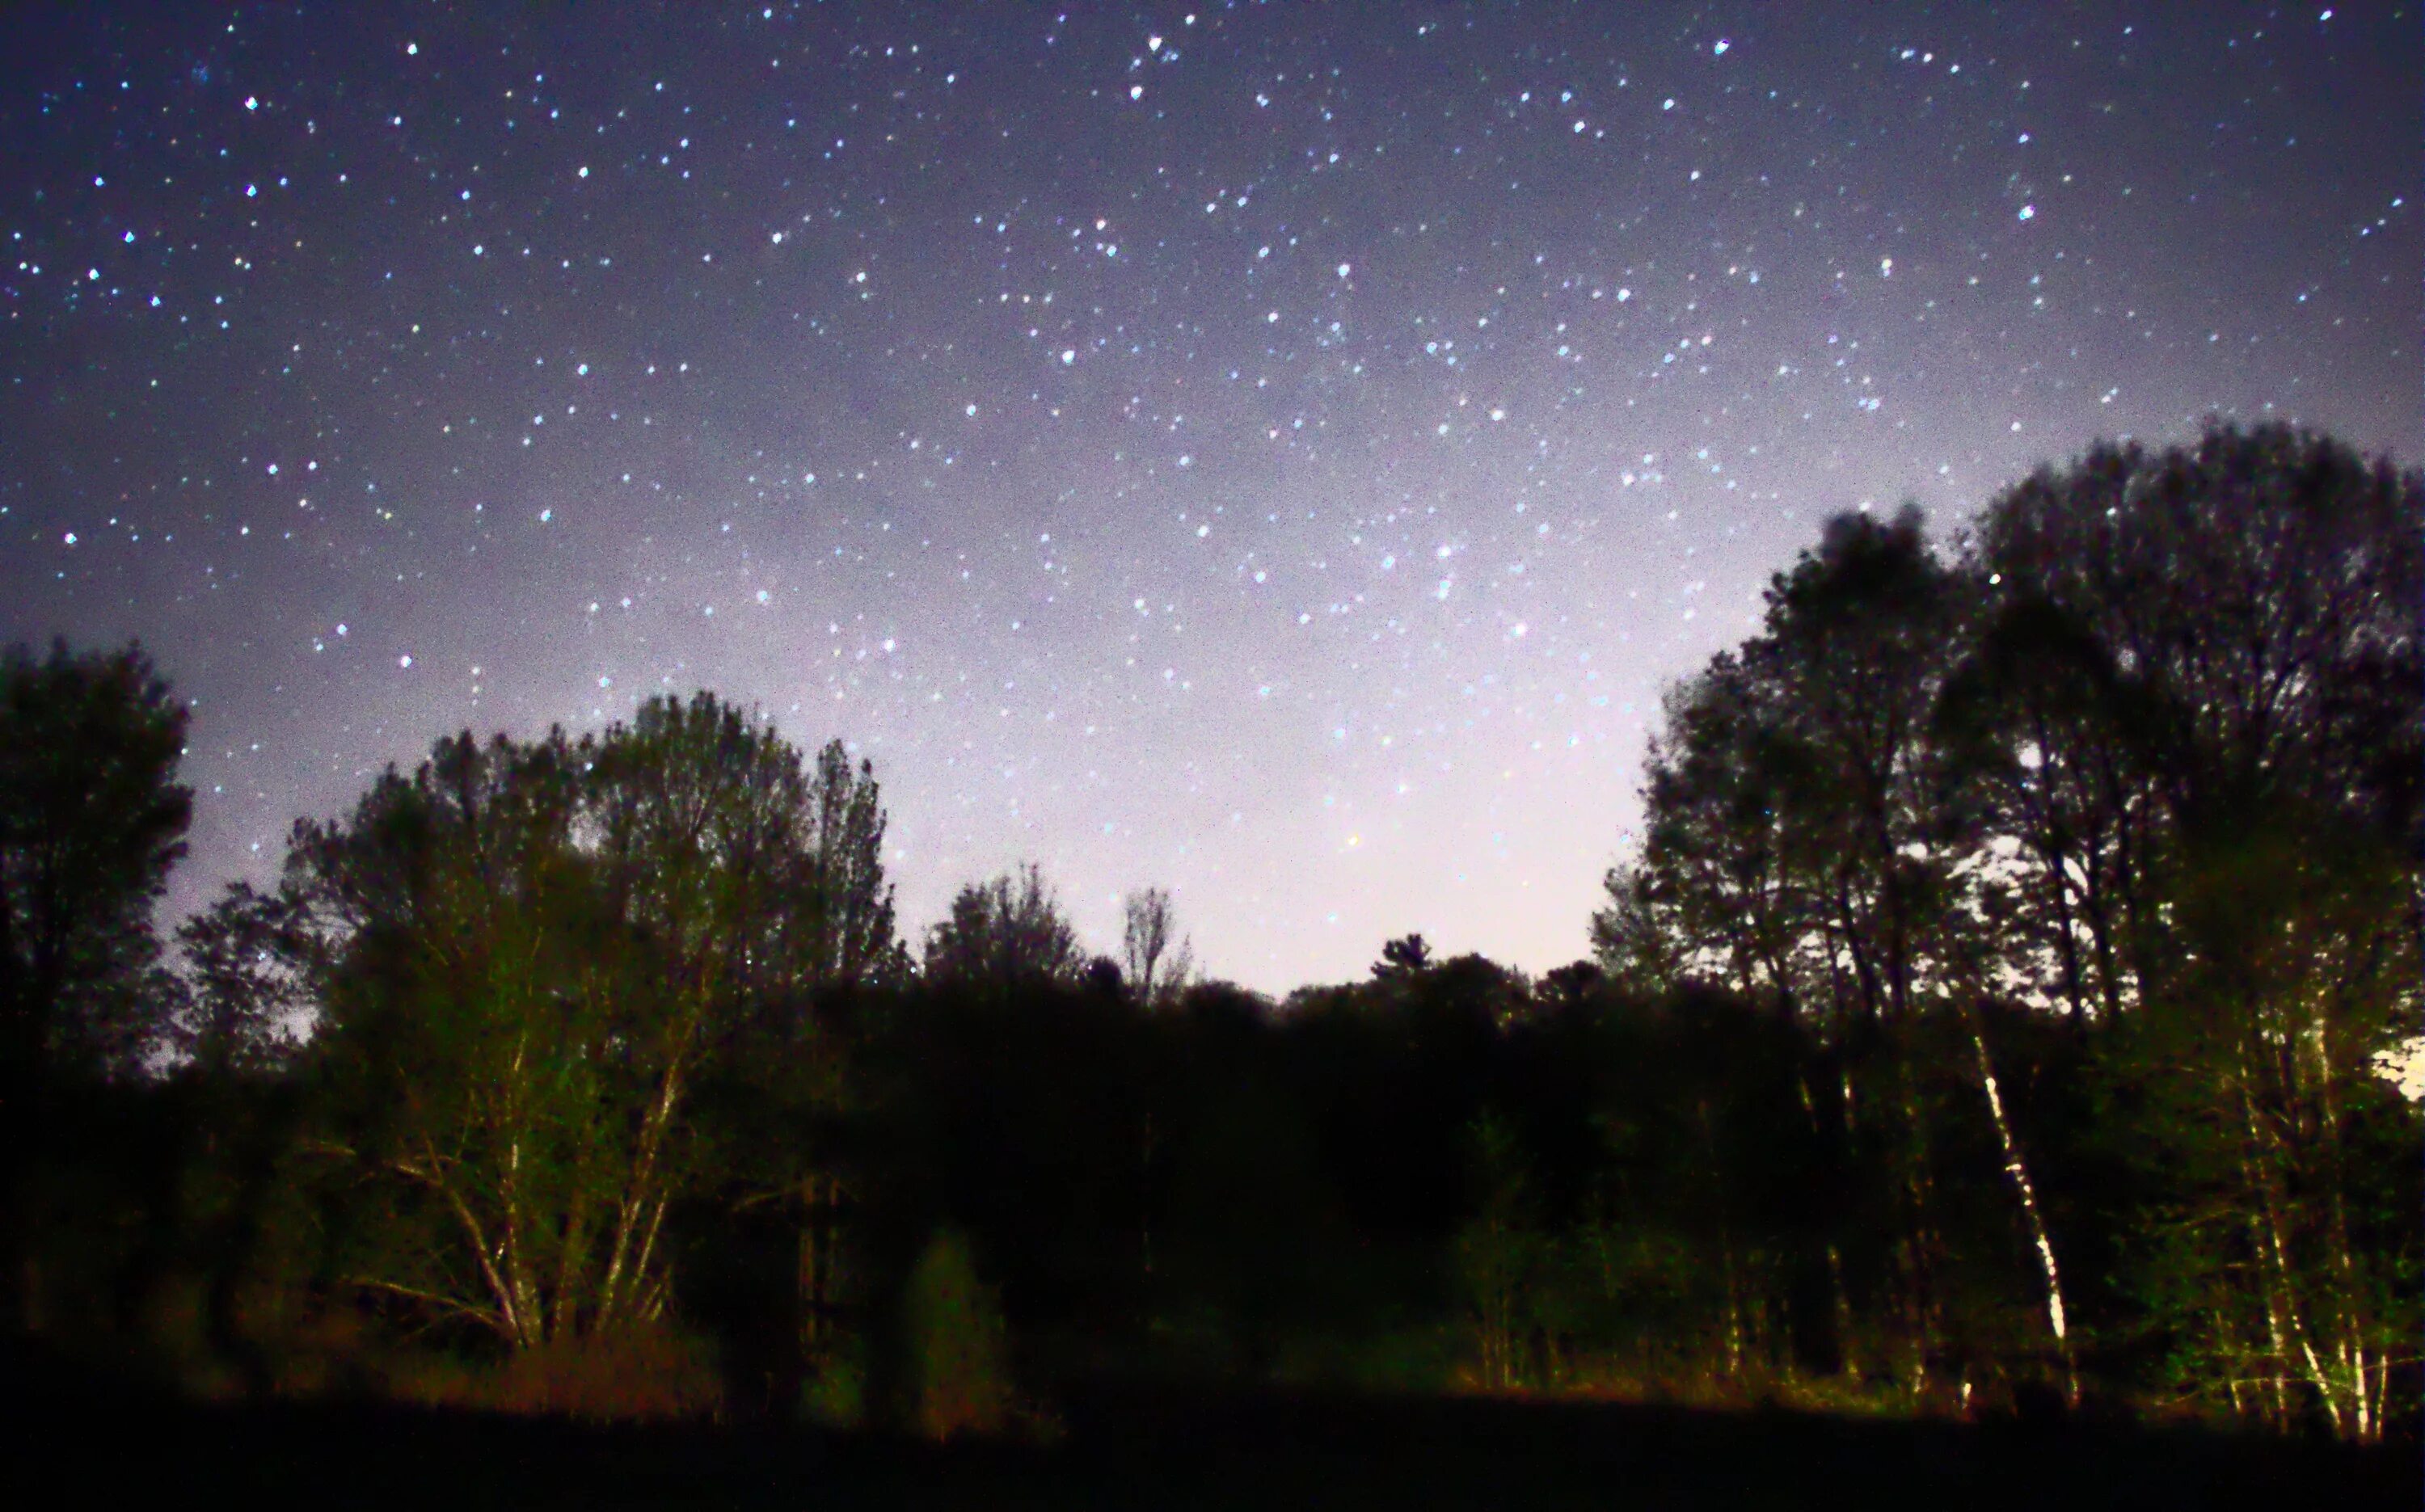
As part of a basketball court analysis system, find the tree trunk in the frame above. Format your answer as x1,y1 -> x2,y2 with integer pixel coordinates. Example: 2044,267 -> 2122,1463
1965,1000 -> 2077,1405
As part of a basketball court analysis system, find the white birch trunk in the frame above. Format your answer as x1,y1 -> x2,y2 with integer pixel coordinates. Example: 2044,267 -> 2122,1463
1965,1002 -> 2077,1405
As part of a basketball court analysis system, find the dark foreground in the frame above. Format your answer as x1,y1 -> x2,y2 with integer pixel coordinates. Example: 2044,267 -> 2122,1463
6,1360 -> 2411,1510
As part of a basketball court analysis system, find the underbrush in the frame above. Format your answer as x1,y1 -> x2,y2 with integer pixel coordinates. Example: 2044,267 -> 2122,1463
381,1329 -> 726,1422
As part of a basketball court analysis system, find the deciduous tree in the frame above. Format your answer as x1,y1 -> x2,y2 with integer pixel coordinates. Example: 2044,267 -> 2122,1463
0,640 -> 191,1329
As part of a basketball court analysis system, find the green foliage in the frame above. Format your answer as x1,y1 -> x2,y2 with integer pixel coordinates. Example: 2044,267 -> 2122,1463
901,1228 -> 1011,1439
221,694 -> 905,1359
1454,1113 -> 1538,1389
798,1343 -> 867,1427
2095,811 -> 2421,1435
1978,425 -> 2423,1438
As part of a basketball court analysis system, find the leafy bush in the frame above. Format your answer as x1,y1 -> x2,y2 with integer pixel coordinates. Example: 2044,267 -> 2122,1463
901,1228 -> 1011,1439
799,1346 -> 867,1428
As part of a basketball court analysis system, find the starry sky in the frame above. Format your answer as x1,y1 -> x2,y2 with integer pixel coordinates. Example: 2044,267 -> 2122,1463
4,3 -> 2417,993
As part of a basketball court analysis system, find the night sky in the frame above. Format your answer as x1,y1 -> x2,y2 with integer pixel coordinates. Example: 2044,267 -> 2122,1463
4,4 -> 2416,992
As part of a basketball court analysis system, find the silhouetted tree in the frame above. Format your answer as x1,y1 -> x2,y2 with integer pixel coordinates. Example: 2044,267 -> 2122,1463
1120,887 -> 1193,1009
0,640 -> 192,1081
173,882 -> 310,1078
3,426 -> 2403,1441
1372,933 -> 1435,979
1596,507 -> 1985,1396
922,865 -> 1086,991
1537,961 -> 1606,1017
1592,425 -> 2421,1433
0,640 -> 191,1330
803,739 -> 909,995
1965,425 -> 2423,1438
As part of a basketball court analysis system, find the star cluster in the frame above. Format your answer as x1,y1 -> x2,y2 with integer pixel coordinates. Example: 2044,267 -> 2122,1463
4,3 -> 2415,990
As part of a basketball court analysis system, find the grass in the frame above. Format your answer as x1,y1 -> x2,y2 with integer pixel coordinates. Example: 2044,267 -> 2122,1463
3,1334 -> 2412,1510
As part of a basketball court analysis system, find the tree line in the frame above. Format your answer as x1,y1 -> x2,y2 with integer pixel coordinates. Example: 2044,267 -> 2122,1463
0,423 -> 2414,1439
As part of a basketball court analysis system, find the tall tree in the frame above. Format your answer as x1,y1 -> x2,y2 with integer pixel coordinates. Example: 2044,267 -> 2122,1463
263,695 -> 900,1352
922,864 -> 1086,991
804,739 -> 907,996
173,882 -> 310,1078
1598,508 -> 1974,1026
1594,507 -> 2077,1400
1596,655 -> 1803,1009
1599,425 -> 2420,1430
296,728 -> 665,1349
1974,425 -> 2419,844
1966,425 -> 2423,1438
0,640 -> 192,1082
0,640 -> 191,1329
1744,506 -> 1969,1029
651,725 -> 905,1400
1934,594 -> 2158,1026
1120,887 -> 1193,1009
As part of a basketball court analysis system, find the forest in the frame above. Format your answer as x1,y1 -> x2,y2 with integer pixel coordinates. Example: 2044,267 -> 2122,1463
2,423 -> 2417,1455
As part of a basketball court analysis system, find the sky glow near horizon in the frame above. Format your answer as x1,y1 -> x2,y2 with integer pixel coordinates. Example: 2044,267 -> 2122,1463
2,4 -> 2416,992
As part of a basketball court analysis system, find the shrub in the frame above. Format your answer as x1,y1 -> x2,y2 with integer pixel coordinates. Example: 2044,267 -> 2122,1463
490,1327 -> 723,1421
799,1346 -> 867,1428
901,1228 -> 1011,1439
382,1327 -> 723,1422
